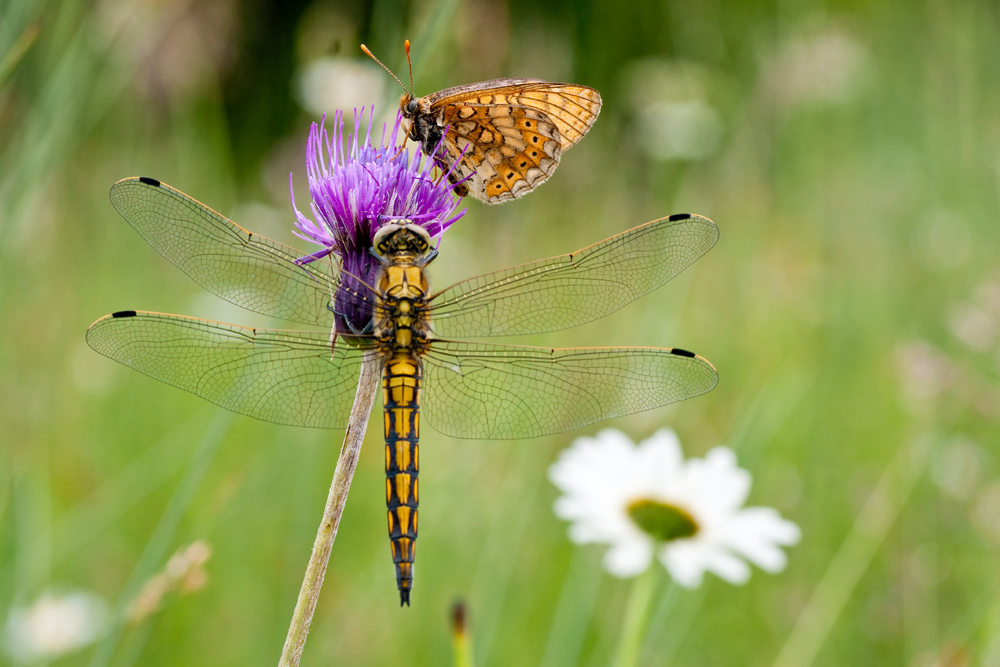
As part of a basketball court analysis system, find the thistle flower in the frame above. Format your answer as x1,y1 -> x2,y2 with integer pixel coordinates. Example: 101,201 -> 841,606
550,428 -> 801,587
290,107 -> 466,333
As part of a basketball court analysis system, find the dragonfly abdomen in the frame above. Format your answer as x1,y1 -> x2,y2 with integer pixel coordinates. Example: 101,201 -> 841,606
383,351 -> 421,606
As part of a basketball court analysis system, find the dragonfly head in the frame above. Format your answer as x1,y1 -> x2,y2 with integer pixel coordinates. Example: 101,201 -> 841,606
373,222 -> 433,260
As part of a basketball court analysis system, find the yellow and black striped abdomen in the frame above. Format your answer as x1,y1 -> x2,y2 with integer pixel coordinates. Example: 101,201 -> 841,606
383,350 -> 421,606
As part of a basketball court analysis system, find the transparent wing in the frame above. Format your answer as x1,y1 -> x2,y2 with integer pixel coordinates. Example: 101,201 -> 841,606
421,341 -> 717,440
86,310 -> 375,428
428,214 -> 718,338
109,177 -> 355,326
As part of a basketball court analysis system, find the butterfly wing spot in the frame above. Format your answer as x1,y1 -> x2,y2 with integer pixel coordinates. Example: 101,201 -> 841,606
478,112 -> 562,204
484,150 -> 560,203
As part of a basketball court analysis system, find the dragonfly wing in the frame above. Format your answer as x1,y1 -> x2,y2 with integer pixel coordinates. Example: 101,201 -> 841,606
109,177 -> 357,326
420,341 -> 717,440
427,214 -> 718,338
86,310 -> 376,428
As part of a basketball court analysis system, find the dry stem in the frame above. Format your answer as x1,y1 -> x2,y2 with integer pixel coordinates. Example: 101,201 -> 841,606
278,355 -> 381,666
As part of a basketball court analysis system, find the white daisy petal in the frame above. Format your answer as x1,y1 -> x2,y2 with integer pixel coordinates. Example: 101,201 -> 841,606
741,541 -> 789,573
637,429 -> 684,491
657,543 -> 707,588
604,536 -> 655,577
703,548 -> 752,584
692,448 -> 751,512
721,507 -> 802,571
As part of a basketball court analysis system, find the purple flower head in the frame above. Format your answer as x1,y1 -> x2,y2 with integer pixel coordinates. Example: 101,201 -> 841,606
290,106 -> 466,334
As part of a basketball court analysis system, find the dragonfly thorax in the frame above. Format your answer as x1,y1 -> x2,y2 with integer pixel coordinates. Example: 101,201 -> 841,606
375,228 -> 433,354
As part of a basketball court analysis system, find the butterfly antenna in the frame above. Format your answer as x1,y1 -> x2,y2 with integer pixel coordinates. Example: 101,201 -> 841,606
404,40 -> 414,95
361,44 -> 409,95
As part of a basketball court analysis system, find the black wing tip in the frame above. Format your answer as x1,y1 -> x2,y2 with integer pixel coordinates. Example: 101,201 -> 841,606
670,347 -> 696,358
668,213 -> 692,221
111,310 -> 137,318
138,176 -> 161,187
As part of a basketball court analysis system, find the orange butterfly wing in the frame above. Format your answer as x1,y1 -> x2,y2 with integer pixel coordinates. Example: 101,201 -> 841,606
422,80 -> 601,204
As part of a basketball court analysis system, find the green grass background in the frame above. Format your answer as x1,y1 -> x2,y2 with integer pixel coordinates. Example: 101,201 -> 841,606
2,0 -> 999,665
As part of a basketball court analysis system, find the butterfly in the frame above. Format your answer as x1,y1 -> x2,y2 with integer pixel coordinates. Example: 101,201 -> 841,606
362,42 -> 602,204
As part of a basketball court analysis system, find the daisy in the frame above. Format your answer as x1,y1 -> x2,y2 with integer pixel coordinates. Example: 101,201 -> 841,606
549,428 -> 801,587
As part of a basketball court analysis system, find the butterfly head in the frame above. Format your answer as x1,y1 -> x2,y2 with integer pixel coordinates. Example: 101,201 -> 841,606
400,93 -> 432,139
400,94 -> 420,117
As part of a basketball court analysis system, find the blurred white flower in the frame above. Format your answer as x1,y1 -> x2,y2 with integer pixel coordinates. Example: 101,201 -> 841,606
549,428 -> 801,587
949,302 -> 996,352
296,57 -> 385,117
949,275 -> 1000,352
971,480 -> 1000,546
5,590 -> 108,662
931,437 -> 985,501
637,101 -> 723,161
622,58 -> 726,162
895,341 -> 955,408
764,25 -> 869,109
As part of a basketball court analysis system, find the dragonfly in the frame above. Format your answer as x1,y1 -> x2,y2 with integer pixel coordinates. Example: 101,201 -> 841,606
87,177 -> 720,605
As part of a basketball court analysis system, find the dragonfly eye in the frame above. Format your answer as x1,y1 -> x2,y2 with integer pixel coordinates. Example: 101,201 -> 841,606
373,223 -> 402,254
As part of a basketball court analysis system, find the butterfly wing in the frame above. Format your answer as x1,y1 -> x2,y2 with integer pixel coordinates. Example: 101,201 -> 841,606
423,80 -> 602,204
427,79 -> 602,147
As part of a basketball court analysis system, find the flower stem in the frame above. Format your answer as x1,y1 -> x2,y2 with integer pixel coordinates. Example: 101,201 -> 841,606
612,567 -> 658,667
278,355 -> 381,667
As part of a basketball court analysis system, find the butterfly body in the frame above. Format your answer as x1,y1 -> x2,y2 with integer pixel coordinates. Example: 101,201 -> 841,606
400,78 -> 601,204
